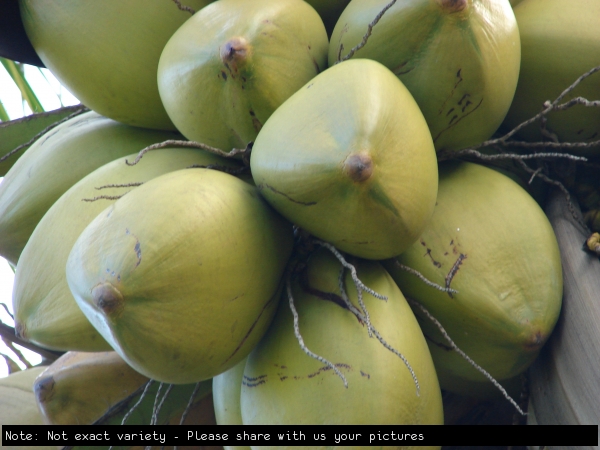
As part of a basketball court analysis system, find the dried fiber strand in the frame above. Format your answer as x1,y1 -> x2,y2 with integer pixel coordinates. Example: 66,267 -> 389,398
337,266 -> 420,396
337,0 -> 397,63
178,381 -> 203,425
408,298 -> 525,415
287,272 -> 349,388
391,260 -> 458,294
119,379 -> 154,425
125,140 -> 250,166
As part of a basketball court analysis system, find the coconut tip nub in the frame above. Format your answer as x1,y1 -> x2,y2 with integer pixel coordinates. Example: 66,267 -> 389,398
220,36 -> 251,67
344,152 -> 374,183
436,0 -> 468,13
92,282 -> 124,317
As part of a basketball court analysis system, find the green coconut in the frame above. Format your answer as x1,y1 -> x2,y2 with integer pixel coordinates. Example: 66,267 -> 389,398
13,148 -> 240,352
0,111 -> 181,265
0,366 -> 56,450
33,351 -> 212,426
241,248 -> 443,438
19,0 -> 213,130
212,358 -> 251,450
502,0 -> 600,150
329,0 -> 520,152
251,58 -> 438,260
66,169 -> 294,384
384,162 -> 562,397
157,0 -> 329,151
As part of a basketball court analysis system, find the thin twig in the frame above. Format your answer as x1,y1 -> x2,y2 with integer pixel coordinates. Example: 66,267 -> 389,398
178,382 -> 203,425
287,272 -> 349,388
316,241 -> 387,301
390,260 -> 457,294
555,96 -> 600,111
337,267 -> 420,396
81,193 -> 129,202
1,336 -> 32,368
172,0 -> 196,15
95,182 -> 144,190
0,105 -> 89,163
91,382 -> 150,426
439,64 -> 600,158
479,64 -> 600,149
0,320 -> 63,361
514,158 -> 589,232
0,303 -> 14,320
438,149 -> 588,163
407,297 -> 526,415
317,241 -> 380,337
336,0 -> 397,64
125,140 -> 251,166
151,383 -> 174,425
120,380 -> 154,425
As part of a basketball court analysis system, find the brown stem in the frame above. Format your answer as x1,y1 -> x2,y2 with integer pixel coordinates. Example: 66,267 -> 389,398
0,321 -> 63,361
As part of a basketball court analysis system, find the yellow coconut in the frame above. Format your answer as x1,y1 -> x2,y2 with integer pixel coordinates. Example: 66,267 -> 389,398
66,169 -> 294,384
212,358 -> 251,450
385,162 -> 562,397
19,0 -> 213,129
157,0 -> 328,150
329,0 -> 520,152
13,148 -> 239,352
251,58 -> 438,260
0,366 -> 55,450
0,111 -> 181,265
33,351 -> 212,426
241,248 -> 443,443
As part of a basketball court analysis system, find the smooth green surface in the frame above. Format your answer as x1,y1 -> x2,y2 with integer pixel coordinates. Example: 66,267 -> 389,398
0,111 -> 181,265
386,162 -> 563,396
0,366 -> 56,450
251,58 -> 438,259
20,0 -> 213,130
213,358 -> 251,450
67,169 -> 294,384
158,0 -> 328,150
13,148 -> 237,352
329,0 -> 520,152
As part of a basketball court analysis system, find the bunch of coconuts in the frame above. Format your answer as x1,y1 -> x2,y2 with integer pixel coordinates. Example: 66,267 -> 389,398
1,0 -> 599,439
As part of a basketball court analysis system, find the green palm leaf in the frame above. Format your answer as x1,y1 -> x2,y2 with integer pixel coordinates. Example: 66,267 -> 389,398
0,57 -> 45,115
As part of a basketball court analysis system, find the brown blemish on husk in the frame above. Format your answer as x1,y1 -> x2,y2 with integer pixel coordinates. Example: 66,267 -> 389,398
220,36 -> 251,78
34,375 -> 55,404
420,240 -> 442,268
343,152 -> 373,183
524,331 -> 545,351
436,0 -> 468,13
92,283 -> 124,316
445,253 -> 466,296
242,374 -> 267,387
